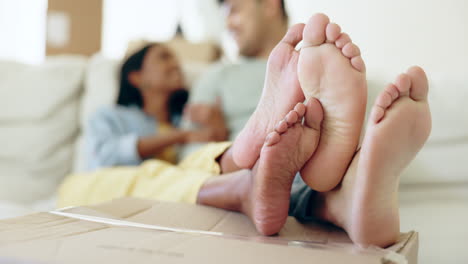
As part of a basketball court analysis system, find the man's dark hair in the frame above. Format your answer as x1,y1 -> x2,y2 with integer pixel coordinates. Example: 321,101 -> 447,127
218,0 -> 288,19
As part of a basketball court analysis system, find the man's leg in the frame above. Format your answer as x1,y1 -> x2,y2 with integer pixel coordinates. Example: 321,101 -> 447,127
199,100 -> 323,235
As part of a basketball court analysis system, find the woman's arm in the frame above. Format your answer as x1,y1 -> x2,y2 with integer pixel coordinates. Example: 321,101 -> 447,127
137,130 -> 188,159
86,109 -> 145,168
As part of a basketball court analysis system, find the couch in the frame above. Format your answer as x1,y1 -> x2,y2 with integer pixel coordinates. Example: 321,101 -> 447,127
0,54 -> 467,263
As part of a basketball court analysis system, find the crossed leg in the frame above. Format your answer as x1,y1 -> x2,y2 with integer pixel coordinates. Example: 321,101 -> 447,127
199,66 -> 431,247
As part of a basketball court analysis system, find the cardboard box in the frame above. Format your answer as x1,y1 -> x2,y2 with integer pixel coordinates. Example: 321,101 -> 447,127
0,198 -> 418,264
46,0 -> 103,56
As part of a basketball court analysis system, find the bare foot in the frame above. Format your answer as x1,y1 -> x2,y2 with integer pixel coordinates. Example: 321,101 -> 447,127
298,13 -> 367,192
319,67 -> 431,247
231,24 -> 307,169
242,99 -> 323,235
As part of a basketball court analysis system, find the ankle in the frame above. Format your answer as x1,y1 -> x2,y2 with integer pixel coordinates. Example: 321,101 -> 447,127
218,148 -> 241,174
237,170 -> 254,216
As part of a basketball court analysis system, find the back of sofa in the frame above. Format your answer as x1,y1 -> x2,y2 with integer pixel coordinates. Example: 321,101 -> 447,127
0,53 -> 466,204
0,56 -> 87,203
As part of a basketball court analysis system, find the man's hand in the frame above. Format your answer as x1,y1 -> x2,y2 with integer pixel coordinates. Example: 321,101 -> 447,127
184,98 -> 229,142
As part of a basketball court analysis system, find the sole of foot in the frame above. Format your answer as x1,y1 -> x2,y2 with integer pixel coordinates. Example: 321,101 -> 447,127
231,23 -> 307,170
322,66 -> 431,247
298,13 -> 368,192
243,99 -> 324,235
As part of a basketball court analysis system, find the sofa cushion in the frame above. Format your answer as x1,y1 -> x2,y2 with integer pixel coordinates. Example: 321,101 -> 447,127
0,56 -> 86,203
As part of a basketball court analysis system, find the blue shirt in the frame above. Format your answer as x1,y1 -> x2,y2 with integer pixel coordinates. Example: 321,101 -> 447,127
85,105 -> 163,170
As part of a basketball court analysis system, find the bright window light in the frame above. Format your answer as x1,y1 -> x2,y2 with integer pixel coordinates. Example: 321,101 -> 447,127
0,0 -> 47,64
101,0 -> 180,59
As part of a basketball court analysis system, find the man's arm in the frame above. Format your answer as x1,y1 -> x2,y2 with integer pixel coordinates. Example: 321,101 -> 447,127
179,63 -> 230,158
184,100 -> 229,142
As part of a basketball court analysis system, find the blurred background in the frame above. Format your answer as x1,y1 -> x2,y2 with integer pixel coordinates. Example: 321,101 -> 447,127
0,0 -> 467,74
0,1 -> 467,263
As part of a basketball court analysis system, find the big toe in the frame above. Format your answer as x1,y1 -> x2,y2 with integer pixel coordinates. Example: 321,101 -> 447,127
304,98 -> 324,131
407,66 -> 429,101
303,13 -> 330,46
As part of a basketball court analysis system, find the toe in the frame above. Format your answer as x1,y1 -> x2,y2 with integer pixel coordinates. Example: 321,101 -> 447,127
285,110 -> 299,125
294,103 -> 306,118
384,83 -> 400,101
342,43 -> 361,58
326,23 -> 341,43
275,120 -> 289,134
370,105 -> 385,124
394,73 -> 412,96
375,86 -> 394,109
281,23 -> 306,47
265,132 -> 281,147
336,33 -> 352,49
303,13 -> 330,46
351,56 -> 366,72
407,66 -> 429,101
304,98 -> 324,131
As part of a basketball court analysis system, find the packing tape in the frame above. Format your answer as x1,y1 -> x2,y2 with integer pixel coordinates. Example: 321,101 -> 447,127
49,210 -> 405,262
49,210 -> 225,237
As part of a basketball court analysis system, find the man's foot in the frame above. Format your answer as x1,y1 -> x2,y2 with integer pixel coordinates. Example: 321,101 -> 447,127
298,13 -> 367,192
318,67 -> 431,247
242,99 -> 323,235
231,23 -> 307,169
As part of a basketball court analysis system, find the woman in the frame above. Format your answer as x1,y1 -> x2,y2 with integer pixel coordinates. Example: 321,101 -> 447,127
85,43 -> 197,170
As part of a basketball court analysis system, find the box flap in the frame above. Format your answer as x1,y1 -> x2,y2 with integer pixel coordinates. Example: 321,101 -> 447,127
0,198 -> 418,264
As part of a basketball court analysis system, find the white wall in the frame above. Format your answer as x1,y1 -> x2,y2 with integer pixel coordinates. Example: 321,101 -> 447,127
0,0 -> 47,64
287,0 -> 468,185
101,0 -> 179,59
286,0 -> 468,81
1,0 -> 466,79
101,0 -> 223,59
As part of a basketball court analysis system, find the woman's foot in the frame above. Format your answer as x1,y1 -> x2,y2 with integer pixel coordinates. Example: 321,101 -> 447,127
320,67 -> 431,247
242,99 -> 323,235
231,24 -> 307,169
298,13 -> 368,192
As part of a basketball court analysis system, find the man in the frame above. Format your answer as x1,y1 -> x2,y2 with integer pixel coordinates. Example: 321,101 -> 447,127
180,0 -> 289,157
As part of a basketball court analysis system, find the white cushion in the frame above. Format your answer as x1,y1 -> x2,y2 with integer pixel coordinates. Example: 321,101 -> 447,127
80,54 -> 120,128
0,57 -> 86,121
73,54 -> 121,173
402,140 -> 468,184
0,56 -> 86,203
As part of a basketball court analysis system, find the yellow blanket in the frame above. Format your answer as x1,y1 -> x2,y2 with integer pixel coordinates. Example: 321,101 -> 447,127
58,142 -> 232,208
